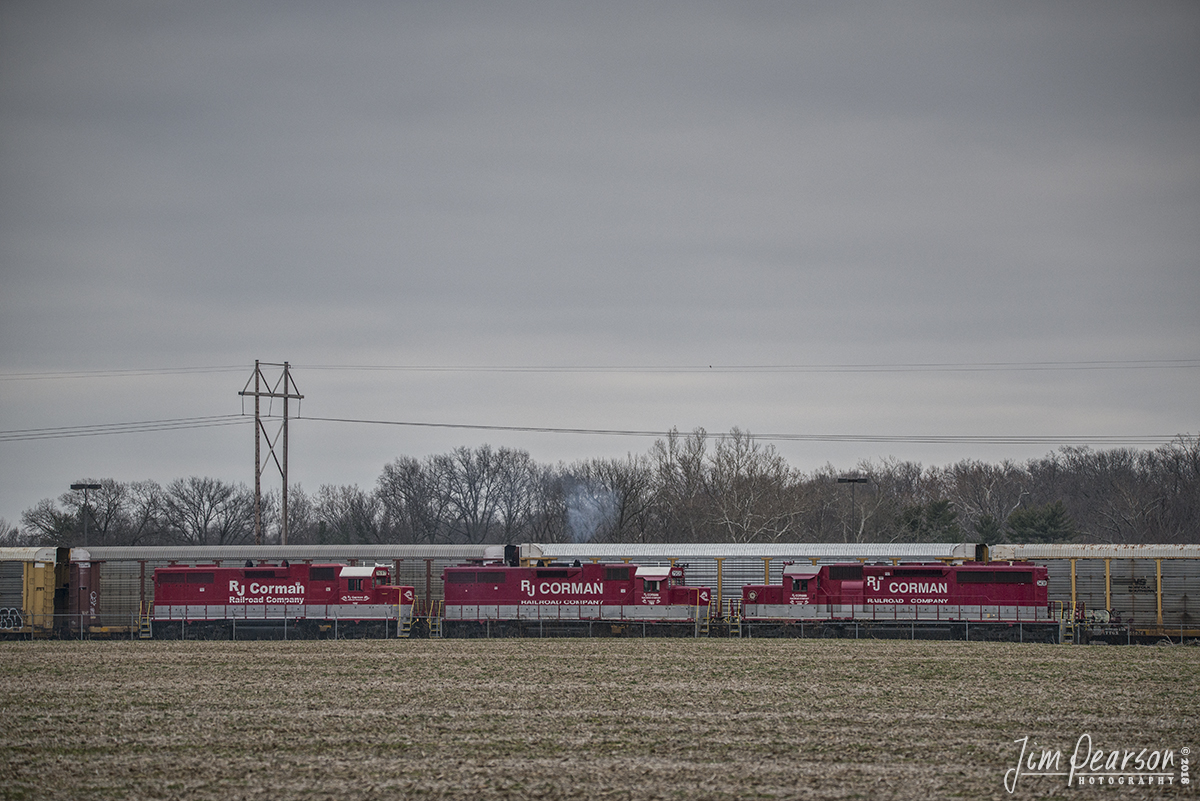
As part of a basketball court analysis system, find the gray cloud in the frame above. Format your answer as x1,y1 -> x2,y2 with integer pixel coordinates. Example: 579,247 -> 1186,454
1,1 -> 1197,525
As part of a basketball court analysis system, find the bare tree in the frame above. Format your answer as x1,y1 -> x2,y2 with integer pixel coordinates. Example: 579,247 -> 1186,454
708,428 -> 799,543
650,428 -> 711,541
20,499 -> 77,545
314,484 -> 383,544
584,454 -> 656,543
493,447 -> 540,544
275,485 -> 317,545
435,445 -> 503,544
122,481 -> 167,545
938,459 -> 1030,541
378,456 -> 450,543
0,518 -> 34,547
162,477 -> 255,546
526,466 -> 569,543
15,433 -> 1200,548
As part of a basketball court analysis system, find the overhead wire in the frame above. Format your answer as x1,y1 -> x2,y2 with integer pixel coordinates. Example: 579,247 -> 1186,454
0,412 -> 1181,447
0,366 -> 247,381
298,415 -> 1179,447
298,359 -> 1200,374
0,415 -> 250,442
0,359 -> 1192,445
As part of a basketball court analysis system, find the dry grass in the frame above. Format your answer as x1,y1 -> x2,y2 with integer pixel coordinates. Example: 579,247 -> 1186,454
0,638 -> 1196,800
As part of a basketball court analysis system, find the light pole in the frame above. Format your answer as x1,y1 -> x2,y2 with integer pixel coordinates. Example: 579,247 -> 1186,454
70,482 -> 102,547
837,474 -> 869,542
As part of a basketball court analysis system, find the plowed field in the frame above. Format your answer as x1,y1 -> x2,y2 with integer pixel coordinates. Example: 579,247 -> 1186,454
1,639 -> 1195,800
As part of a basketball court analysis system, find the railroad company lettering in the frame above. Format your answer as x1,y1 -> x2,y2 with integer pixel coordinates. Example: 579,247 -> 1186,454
865,576 -> 948,595
520,580 -> 603,598
228,580 -> 306,598
887,581 -> 948,595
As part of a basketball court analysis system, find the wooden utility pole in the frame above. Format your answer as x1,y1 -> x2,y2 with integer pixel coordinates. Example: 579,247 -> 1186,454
240,361 -> 303,545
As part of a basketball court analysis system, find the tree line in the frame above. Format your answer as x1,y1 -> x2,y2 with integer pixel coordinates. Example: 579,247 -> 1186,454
8,429 -> 1198,548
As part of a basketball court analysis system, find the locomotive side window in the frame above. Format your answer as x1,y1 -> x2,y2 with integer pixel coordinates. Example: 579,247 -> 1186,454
186,573 -> 214,584
159,573 -> 184,584
310,567 -> 337,581
828,566 -> 863,581
347,578 -> 363,591
447,572 -> 475,584
476,571 -> 506,583
605,567 -> 631,582
791,579 -> 809,592
644,580 -> 661,592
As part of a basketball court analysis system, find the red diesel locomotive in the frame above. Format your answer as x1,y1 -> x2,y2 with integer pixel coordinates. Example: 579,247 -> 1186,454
440,557 -> 712,637
152,561 -> 415,639
739,561 -> 1055,641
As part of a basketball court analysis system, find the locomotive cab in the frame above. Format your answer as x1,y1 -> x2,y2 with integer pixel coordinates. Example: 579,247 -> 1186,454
339,566 -> 381,603
631,564 -> 705,607
783,565 -> 818,605
635,566 -> 670,604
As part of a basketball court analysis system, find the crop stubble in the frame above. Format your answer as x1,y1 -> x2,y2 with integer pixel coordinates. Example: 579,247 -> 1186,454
0,639 -> 1195,800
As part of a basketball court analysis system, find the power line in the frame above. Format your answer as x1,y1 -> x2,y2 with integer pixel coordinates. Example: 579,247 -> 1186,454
298,359 -> 1200,374
0,366 -> 247,381
0,415 -> 250,442
1,411 -> 1180,447
299,415 -> 1182,447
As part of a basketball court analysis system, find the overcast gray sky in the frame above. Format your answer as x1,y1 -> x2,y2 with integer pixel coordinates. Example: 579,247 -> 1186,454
2,1 -> 1198,527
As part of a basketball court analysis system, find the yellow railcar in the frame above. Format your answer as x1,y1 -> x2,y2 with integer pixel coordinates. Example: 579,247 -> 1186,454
0,547 -> 71,637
